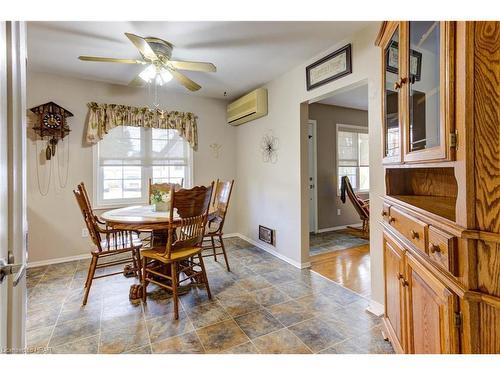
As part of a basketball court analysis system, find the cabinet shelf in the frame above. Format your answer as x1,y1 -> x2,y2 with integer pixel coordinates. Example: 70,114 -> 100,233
389,195 -> 456,221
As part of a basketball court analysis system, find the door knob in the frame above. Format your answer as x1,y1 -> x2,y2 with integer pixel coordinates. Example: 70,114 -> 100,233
0,257 -> 26,286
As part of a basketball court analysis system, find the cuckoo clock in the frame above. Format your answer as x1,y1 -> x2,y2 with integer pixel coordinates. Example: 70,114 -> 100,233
30,102 -> 73,160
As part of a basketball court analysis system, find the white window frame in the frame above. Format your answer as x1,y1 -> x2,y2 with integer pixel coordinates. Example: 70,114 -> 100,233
92,126 -> 194,209
336,123 -> 369,195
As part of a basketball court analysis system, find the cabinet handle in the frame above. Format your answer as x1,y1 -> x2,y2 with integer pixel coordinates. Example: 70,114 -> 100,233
410,230 -> 419,240
393,77 -> 407,91
398,274 -> 409,287
388,216 -> 395,224
429,243 -> 441,253
381,210 -> 387,217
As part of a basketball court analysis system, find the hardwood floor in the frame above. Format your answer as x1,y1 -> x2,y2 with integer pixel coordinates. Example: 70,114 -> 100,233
310,244 -> 371,298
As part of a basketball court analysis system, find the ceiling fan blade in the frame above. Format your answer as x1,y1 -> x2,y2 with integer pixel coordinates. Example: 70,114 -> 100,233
125,33 -> 158,61
79,56 -> 146,64
168,68 -> 201,92
168,60 -> 216,72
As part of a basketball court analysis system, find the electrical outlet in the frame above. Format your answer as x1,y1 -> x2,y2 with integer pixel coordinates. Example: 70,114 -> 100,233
82,228 -> 89,237
337,209 -> 342,216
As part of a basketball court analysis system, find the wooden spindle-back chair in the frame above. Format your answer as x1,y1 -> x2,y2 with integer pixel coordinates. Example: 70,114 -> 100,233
145,179 -> 184,246
148,178 -> 183,203
202,179 -> 234,271
340,176 -> 370,236
73,183 -> 142,305
141,183 -> 214,319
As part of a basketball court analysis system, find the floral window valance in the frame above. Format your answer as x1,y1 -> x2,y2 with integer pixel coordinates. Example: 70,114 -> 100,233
86,102 -> 198,150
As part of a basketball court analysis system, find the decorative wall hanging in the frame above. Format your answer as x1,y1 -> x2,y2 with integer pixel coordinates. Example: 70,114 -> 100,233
385,41 -> 422,82
30,102 -> 72,195
306,44 -> 352,90
30,102 -> 72,160
86,102 -> 198,150
261,130 -> 279,163
209,143 -> 222,159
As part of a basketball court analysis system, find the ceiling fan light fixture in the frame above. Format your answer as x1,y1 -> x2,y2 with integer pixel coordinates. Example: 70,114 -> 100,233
159,69 -> 173,84
139,64 -> 157,82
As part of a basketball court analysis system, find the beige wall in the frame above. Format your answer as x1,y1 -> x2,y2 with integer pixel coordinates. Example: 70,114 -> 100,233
234,23 -> 385,306
27,72 -> 237,264
309,103 -> 368,230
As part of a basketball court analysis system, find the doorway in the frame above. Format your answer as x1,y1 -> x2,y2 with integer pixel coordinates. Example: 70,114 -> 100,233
305,83 -> 371,298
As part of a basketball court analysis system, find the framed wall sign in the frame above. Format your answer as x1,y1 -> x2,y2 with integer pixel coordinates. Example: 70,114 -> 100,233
259,225 -> 274,245
386,41 -> 422,82
306,44 -> 352,91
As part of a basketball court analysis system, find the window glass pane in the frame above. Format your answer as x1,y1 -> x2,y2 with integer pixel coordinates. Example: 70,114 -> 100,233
338,166 -> 357,190
359,133 -> 369,166
100,126 -> 142,159
123,166 -> 141,180
384,27 -> 400,157
338,131 -> 358,160
123,179 -> 141,198
359,167 -> 370,191
103,166 -> 122,180
103,180 -> 122,200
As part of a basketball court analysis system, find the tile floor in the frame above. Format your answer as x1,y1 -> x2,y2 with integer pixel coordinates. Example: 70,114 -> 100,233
26,237 -> 393,354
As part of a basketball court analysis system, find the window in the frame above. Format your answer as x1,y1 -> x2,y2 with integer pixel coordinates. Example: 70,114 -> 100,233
94,126 -> 192,207
336,124 -> 369,193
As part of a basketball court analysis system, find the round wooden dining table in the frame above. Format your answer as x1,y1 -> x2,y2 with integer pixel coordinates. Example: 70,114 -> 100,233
101,205 -> 178,231
100,204 -> 201,298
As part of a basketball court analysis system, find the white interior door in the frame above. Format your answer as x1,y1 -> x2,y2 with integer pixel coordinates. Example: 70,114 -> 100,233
307,120 -> 317,233
0,21 -> 28,353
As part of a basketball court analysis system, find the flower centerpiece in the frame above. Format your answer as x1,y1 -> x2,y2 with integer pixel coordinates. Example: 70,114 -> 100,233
150,190 -> 171,212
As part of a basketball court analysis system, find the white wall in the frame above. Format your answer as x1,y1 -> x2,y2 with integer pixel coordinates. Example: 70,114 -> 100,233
234,23 -> 385,305
27,72 -> 236,263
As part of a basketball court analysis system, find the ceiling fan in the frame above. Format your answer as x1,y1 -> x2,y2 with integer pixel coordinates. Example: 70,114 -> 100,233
78,33 -> 216,92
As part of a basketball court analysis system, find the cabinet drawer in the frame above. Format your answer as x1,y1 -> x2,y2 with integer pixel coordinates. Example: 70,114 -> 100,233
428,226 -> 457,275
388,206 -> 428,253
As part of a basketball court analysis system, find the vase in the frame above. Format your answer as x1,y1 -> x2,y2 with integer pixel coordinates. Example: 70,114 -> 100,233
153,201 -> 169,212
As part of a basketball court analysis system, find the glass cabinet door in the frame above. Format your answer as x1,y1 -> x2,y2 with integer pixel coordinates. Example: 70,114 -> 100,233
383,25 -> 402,163
404,21 -> 454,162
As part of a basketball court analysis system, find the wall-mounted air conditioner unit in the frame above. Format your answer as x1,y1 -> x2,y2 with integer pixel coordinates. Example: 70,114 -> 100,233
227,88 -> 268,126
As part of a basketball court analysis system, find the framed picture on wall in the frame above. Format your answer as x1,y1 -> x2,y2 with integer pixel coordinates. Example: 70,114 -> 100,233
306,44 -> 352,91
259,225 -> 274,245
386,41 -> 422,81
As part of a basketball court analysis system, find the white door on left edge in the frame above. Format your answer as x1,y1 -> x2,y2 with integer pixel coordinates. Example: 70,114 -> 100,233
0,21 -> 28,354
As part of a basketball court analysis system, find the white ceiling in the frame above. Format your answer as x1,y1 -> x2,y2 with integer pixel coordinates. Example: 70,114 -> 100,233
317,84 -> 368,110
27,21 -> 374,100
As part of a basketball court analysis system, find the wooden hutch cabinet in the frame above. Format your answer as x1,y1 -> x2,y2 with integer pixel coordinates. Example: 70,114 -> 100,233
376,21 -> 500,354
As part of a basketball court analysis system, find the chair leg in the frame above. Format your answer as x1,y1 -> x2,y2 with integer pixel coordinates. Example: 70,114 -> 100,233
141,257 -> 148,303
134,249 -> 141,279
82,255 -> 98,305
211,235 -> 218,262
198,253 -> 212,300
219,234 -> 230,272
171,262 -> 179,320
